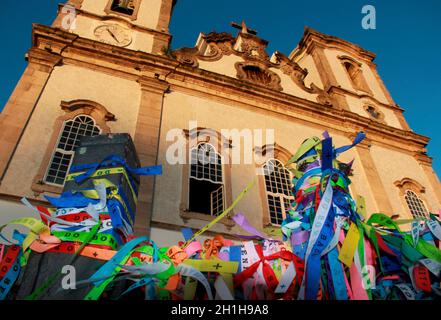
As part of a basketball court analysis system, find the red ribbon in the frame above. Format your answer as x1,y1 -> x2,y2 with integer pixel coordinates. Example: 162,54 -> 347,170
234,244 -> 304,297
376,234 -> 397,256
0,245 -> 21,279
413,265 -> 432,293
47,242 -> 115,255
39,208 -> 110,227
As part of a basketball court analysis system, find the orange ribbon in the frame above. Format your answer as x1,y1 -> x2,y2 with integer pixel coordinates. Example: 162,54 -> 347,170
203,235 -> 225,259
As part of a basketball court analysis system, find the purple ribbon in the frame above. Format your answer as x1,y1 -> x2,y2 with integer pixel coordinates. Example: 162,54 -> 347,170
233,213 -> 271,240
291,230 -> 310,246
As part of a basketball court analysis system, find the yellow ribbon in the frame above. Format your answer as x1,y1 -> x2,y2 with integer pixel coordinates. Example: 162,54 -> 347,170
182,180 -> 256,248
0,217 -> 50,252
183,259 -> 239,273
339,223 -> 361,268
66,167 -> 138,202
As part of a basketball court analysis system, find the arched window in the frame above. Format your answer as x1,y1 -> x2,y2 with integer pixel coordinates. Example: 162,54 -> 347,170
263,159 -> 295,225
339,55 -> 371,94
405,190 -> 429,219
394,178 -> 431,220
189,143 -> 225,216
32,100 -> 115,194
45,115 -> 101,186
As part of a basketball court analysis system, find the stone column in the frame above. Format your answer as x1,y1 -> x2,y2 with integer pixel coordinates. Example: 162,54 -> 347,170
151,0 -> 175,55
351,136 -> 394,215
310,45 -> 338,91
0,48 -> 61,183
310,45 -> 349,110
133,76 -> 170,236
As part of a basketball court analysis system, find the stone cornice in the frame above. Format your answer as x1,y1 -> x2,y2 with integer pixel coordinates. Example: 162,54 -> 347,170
291,27 -> 377,63
328,86 -> 402,112
414,152 -> 433,166
26,47 -> 63,70
138,76 -> 170,94
30,24 -> 430,154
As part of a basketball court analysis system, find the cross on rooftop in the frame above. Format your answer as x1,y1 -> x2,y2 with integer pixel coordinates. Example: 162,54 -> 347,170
230,21 -> 258,35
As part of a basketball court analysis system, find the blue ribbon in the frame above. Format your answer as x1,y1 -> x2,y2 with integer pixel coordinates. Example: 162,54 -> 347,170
0,251 -> 21,300
12,231 -> 26,245
327,247 -> 349,300
119,277 -> 155,299
335,132 -> 366,155
71,155 -> 162,184
321,138 -> 333,171
229,246 -> 242,272
89,236 -> 159,287
181,228 -> 194,242
305,206 -> 335,300
295,168 -> 321,191
45,191 -> 99,208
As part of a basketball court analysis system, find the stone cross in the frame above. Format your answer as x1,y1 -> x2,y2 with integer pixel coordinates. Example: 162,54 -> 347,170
230,21 -> 258,35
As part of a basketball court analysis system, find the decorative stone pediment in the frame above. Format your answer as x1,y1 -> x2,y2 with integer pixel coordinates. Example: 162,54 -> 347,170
172,23 -> 331,105
234,32 -> 270,61
273,51 -> 332,106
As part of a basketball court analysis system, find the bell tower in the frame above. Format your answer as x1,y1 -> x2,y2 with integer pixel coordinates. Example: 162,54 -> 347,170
52,0 -> 177,54
0,0 -> 178,235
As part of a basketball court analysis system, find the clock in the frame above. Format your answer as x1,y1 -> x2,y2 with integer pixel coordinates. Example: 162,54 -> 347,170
94,24 -> 132,47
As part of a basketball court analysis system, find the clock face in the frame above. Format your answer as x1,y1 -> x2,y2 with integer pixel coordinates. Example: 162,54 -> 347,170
94,24 -> 132,47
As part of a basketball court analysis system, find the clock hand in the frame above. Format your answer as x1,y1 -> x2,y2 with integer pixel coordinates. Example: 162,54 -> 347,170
107,28 -> 120,43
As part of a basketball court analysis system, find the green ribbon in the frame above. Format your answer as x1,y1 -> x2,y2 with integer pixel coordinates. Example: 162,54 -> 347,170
52,231 -> 118,250
287,136 -> 322,165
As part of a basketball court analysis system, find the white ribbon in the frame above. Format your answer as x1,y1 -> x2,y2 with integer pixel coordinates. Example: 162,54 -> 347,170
176,264 -> 213,300
214,276 -> 234,300
298,180 -> 333,300
420,258 -> 441,277
411,221 -> 420,247
321,216 -> 344,257
275,261 -> 296,294
427,219 -> 441,241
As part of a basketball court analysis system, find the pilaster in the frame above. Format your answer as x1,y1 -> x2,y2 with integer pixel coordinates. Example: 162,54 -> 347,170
0,48 -> 62,183
133,76 -> 170,236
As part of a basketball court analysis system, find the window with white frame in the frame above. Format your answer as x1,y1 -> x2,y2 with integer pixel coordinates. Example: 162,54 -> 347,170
44,115 -> 101,186
405,190 -> 429,220
189,143 -> 225,216
263,159 -> 295,225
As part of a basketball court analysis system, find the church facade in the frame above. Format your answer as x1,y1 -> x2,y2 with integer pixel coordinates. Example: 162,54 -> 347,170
0,0 -> 439,245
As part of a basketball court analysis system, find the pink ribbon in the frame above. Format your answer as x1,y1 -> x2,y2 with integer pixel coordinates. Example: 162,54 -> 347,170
184,241 -> 202,257
350,263 -> 369,300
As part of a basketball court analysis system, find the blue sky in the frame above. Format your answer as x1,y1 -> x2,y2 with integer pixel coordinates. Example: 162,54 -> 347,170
1,0 -> 440,177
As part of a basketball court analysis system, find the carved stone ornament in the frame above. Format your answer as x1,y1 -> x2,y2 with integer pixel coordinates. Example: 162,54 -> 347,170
236,33 -> 270,61
173,28 -> 331,105
273,51 -> 332,106
235,62 -> 282,91
173,47 -> 200,68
